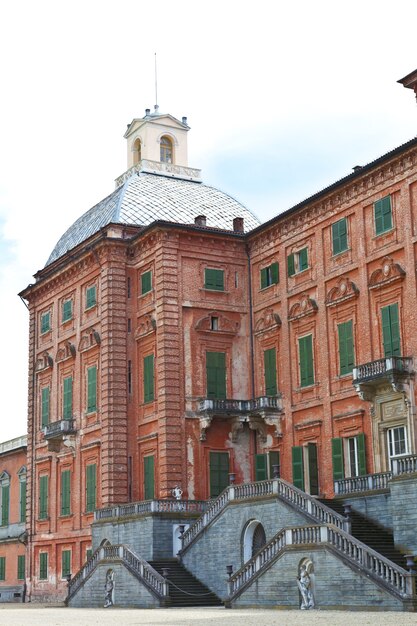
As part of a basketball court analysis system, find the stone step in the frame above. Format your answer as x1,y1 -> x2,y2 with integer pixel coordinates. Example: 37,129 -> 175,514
149,559 -> 222,607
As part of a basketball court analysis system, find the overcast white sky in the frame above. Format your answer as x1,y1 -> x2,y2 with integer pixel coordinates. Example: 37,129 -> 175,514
0,0 -> 416,441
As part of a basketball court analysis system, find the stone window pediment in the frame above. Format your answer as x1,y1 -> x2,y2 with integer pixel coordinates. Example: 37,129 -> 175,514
35,352 -> 53,373
195,312 -> 239,335
325,277 -> 359,307
254,309 -> 281,335
368,257 -> 405,290
288,295 -> 318,321
56,341 -> 76,363
78,328 -> 101,353
134,315 -> 156,339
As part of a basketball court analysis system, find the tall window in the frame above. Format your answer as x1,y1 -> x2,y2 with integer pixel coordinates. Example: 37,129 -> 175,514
41,386 -> 50,427
60,469 -> 71,516
63,376 -> 73,420
331,434 -> 366,480
87,366 -> 97,413
62,299 -> 73,323
144,455 -> 155,500
39,475 -> 49,520
209,452 -> 229,497
260,262 -> 279,289
0,557 -> 5,581
374,195 -> 392,235
86,464 -> 97,513
292,443 -> 318,495
141,270 -> 152,295
0,473 -> 10,526
61,550 -> 71,578
206,351 -> 226,399
332,218 -> 348,255
17,555 -> 25,580
40,311 -> 51,334
263,348 -> 277,395
86,285 -> 97,310
160,136 -> 173,163
337,320 -> 354,375
18,467 -> 26,523
39,553 -> 48,580
387,426 -> 408,463
204,268 -> 224,291
143,354 -> 155,403
255,451 -> 280,481
381,303 -> 400,357
298,335 -> 314,387
287,248 -> 308,276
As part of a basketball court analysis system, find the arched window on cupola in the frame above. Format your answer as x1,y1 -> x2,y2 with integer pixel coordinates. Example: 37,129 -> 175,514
133,138 -> 142,165
160,136 -> 173,164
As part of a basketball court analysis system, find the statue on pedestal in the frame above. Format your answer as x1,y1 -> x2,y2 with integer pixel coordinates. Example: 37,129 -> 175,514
297,565 -> 314,610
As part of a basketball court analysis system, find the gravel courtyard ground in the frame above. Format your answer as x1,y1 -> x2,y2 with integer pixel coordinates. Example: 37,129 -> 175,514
0,605 -> 416,626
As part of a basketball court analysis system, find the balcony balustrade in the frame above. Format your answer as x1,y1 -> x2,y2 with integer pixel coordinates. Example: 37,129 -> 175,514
353,356 -> 414,400
44,419 -> 76,439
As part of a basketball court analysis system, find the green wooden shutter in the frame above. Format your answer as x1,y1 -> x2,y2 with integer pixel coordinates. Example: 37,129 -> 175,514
260,267 -> 267,289
0,557 -> 5,581
141,270 -> 152,295
17,555 -> 25,580
382,303 -> 401,357
255,454 -> 268,481
264,348 -> 277,395
19,480 -> 26,523
1,485 -> 9,526
299,247 -> 308,271
270,262 -> 279,284
86,285 -> 97,309
63,376 -> 73,420
332,218 -> 347,255
41,312 -> 50,334
307,442 -> 319,496
206,352 -> 226,399
299,335 -> 314,387
292,446 -> 304,490
39,553 -> 48,580
62,550 -> 71,578
287,253 -> 295,277
60,470 -> 71,516
331,438 -> 344,481
205,269 -> 224,291
86,464 -> 97,513
209,452 -> 229,497
87,366 -> 97,413
269,451 -> 280,478
144,455 -> 155,500
86,548 -> 93,561
41,387 -> 50,427
338,320 -> 354,375
375,196 -> 392,235
357,433 -> 366,476
62,299 -> 72,322
39,475 -> 48,520
143,354 -> 155,403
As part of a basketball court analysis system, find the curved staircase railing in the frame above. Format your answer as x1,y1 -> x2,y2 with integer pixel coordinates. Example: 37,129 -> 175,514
181,478 -> 346,552
67,544 -> 169,602
228,524 -> 415,602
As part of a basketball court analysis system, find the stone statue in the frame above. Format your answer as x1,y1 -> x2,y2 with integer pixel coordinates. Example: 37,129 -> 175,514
104,569 -> 114,608
297,565 -> 314,610
171,486 -> 183,500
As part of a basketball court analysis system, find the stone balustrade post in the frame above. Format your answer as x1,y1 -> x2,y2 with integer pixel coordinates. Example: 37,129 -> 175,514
285,528 -> 293,546
150,501 -> 157,513
272,478 -> 279,494
320,526 -> 329,542
118,546 -> 124,559
229,486 -> 235,501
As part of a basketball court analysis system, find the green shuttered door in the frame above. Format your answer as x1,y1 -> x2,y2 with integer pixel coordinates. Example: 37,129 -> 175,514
338,320 -> 354,375
357,433 -> 366,476
210,452 -> 229,497
381,303 -> 400,357
144,354 -> 155,403
206,352 -> 226,399
39,475 -> 48,520
292,446 -> 304,490
1,485 -> 9,526
61,470 -> 71,516
87,366 -> 97,413
86,464 -> 96,513
63,377 -> 73,420
299,335 -> 314,387
331,438 -> 344,481
255,454 -> 267,481
264,348 -> 277,395
144,455 -> 155,500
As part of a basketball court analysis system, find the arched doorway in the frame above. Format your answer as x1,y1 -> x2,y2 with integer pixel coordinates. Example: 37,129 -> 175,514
242,520 -> 267,563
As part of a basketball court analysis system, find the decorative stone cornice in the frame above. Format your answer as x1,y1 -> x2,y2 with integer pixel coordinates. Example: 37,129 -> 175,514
35,352 -> 53,373
78,328 -> 101,353
294,419 -> 322,431
56,341 -> 76,363
195,311 -> 239,335
288,295 -> 318,321
325,277 -> 359,307
115,159 -> 202,188
135,315 -> 156,339
254,309 -> 281,335
368,256 -> 405,290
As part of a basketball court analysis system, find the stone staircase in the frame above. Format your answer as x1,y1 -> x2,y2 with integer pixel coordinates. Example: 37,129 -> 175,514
319,498 -> 407,568
149,558 -> 222,607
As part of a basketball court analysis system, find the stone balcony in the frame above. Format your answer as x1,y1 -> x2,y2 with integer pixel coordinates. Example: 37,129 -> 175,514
353,356 -> 414,400
0,521 -> 25,541
44,419 -> 76,451
197,396 -> 283,441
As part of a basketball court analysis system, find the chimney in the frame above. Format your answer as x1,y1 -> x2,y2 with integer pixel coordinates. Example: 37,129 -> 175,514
233,217 -> 244,233
145,108 -> 150,116
352,165 -> 362,172
182,116 -> 188,125
195,215 -> 207,227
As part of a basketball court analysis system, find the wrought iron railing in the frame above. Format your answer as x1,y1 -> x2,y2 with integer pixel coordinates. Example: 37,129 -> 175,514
353,356 -> 413,382
228,524 -> 414,601
44,419 -> 75,438
67,544 -> 169,602
94,499 -> 210,522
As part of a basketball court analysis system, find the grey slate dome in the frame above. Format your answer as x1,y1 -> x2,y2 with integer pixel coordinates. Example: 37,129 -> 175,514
46,171 -> 261,266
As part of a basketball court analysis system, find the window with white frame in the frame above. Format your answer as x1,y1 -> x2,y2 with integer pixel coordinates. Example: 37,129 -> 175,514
387,426 -> 408,462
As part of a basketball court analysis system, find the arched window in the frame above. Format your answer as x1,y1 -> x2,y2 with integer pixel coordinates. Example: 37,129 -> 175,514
160,136 -> 173,163
133,139 -> 142,165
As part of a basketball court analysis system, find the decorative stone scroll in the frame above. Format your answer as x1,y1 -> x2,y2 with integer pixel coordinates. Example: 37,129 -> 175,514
254,309 -> 281,335
325,277 -> 359,307
195,312 -> 239,335
288,295 -> 318,321
78,328 -> 101,353
56,341 -> 76,363
368,257 -> 405,290
134,315 -> 156,339
35,352 -> 53,373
